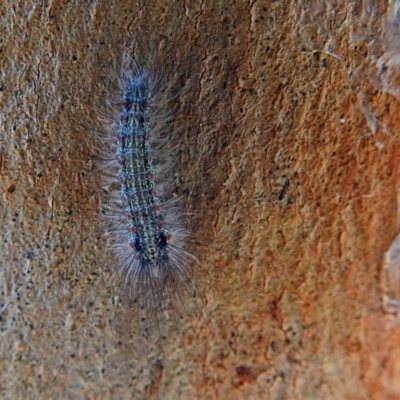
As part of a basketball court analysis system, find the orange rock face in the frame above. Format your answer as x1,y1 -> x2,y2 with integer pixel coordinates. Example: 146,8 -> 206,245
1,1 -> 400,399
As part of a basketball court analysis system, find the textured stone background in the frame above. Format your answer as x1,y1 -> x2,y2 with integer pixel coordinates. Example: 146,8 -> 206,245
1,1 -> 400,399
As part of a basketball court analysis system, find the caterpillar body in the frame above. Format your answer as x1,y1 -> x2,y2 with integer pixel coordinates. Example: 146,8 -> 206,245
116,71 -> 171,279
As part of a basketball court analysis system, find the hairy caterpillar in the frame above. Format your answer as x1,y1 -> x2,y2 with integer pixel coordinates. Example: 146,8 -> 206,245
100,60 -> 204,337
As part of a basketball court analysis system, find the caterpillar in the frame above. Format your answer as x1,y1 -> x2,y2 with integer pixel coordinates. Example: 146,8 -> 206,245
101,61 -> 202,336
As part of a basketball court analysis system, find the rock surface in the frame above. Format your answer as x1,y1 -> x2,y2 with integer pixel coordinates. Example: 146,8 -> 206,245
1,1 -> 400,399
